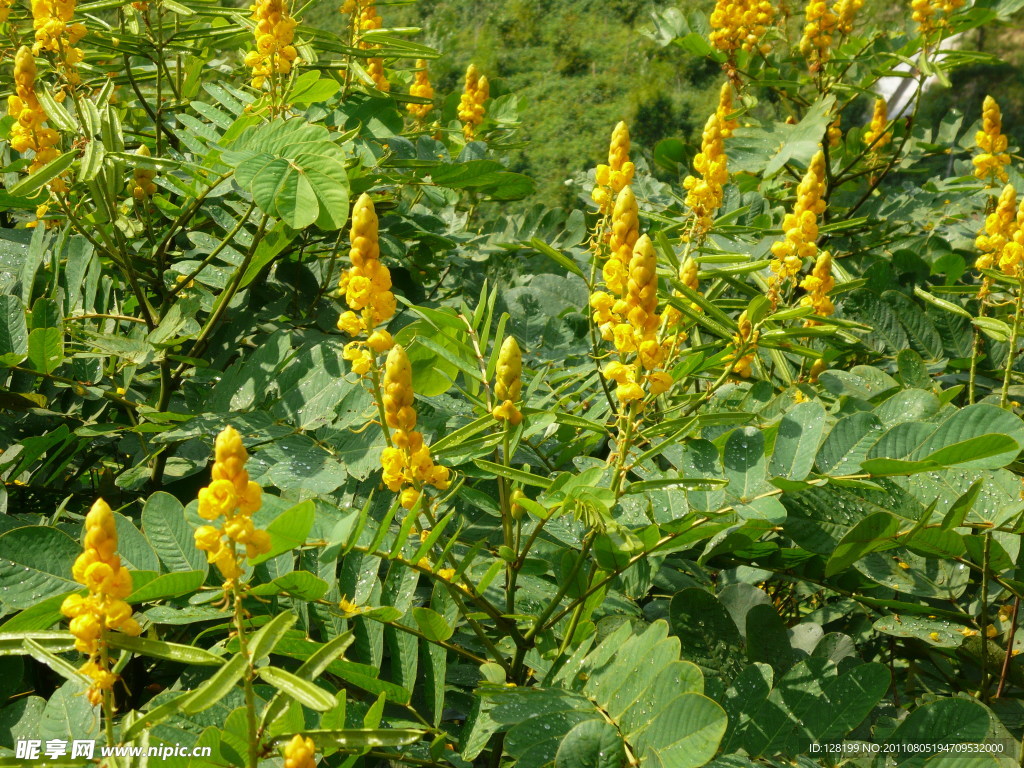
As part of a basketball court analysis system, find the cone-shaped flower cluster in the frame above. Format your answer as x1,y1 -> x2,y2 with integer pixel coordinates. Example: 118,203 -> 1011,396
245,0 -> 298,89
664,256 -> 700,329
61,499 -> 142,706
799,0 -> 838,69
863,98 -> 890,150
338,194 -> 396,376
590,186 -> 640,337
973,96 -> 1010,184
835,0 -> 863,34
131,144 -> 157,200
709,0 -> 775,55
770,150 -> 827,284
194,426 -> 271,583
458,64 -> 489,140
911,0 -> 964,36
976,185 -> 1024,277
996,198 -> 1024,277
726,310 -> 759,378
592,122 -> 635,214
283,734 -> 317,768
407,59 -> 434,120
601,236 -> 675,402
683,113 -> 729,238
492,336 -> 523,426
31,0 -> 87,85
716,83 -> 739,138
799,251 -> 835,322
343,0 -> 388,91
380,345 -> 450,510
7,47 -> 62,186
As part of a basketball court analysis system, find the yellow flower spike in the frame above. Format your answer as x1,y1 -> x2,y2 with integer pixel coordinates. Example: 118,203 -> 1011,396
407,59 -> 434,120
973,96 -> 1010,184
863,98 -> 890,151
834,0 -> 864,34
799,250 -> 835,323
798,0 -> 838,70
709,0 -> 775,55
283,734 -> 317,768
592,121 -> 635,213
131,144 -> 157,200
769,150 -> 827,289
193,426 -> 271,582
911,0 -> 965,36
31,0 -> 86,85
492,336 -> 523,426
458,64 -> 489,140
716,83 -> 739,138
61,498 -> 142,707
246,0 -> 298,90
683,112 -> 729,239
603,185 -> 640,300
337,193 -> 396,376
727,310 -> 759,378
381,345 -> 450,501
976,184 -> 1017,271
8,46 -> 64,202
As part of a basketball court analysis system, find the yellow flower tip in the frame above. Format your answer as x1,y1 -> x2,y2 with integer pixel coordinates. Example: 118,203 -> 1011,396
809,357 -> 828,382
495,336 -> 523,403
214,425 -> 247,467
709,0 -> 776,54
437,567 -> 456,581
864,98 -> 890,150
282,734 -> 317,768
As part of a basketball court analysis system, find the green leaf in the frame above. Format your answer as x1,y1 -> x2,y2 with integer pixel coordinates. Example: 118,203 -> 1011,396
247,610 -> 297,663
8,152 -> 77,197
941,478 -> 984,530
259,666 -> 336,711
249,500 -> 315,565
530,238 -> 585,279
887,697 -> 992,758
825,512 -> 901,576
723,427 -> 768,501
669,589 -> 745,685
127,570 -> 206,602
26,327 -> 62,373
0,295 -> 28,367
769,401 -> 826,481
251,571 -> 330,600
106,633 -> 224,664
412,607 -> 454,642
872,615 -> 966,649
229,120 -> 351,230
973,316 -> 1011,342
142,491 -> 208,575
0,527 -> 80,610
555,720 -> 623,768
180,652 -> 248,714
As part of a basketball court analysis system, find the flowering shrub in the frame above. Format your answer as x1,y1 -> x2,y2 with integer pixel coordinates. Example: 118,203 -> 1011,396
3,0 -> 1024,766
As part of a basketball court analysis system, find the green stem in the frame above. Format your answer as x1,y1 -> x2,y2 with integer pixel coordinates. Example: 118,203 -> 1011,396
1000,280 -> 1024,408
233,584 -> 260,768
